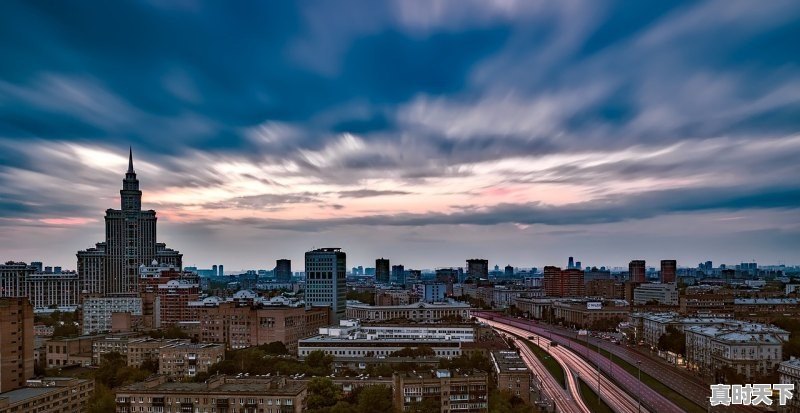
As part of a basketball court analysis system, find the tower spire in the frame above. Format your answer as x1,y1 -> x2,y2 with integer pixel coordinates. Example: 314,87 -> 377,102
127,146 -> 134,173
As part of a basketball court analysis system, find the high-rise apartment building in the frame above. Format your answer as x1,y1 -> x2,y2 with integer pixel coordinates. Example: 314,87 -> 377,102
0,262 -> 80,310
77,149 -> 182,296
660,259 -> 677,283
0,298 -> 34,393
629,260 -> 646,283
467,259 -> 489,280
305,248 -> 346,322
275,259 -> 292,282
375,258 -> 390,283
543,266 -> 584,297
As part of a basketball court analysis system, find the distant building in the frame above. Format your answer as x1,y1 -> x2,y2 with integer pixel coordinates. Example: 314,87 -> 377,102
629,260 -> 646,283
778,359 -> 800,413
413,283 -> 446,303
467,259 -> 489,280
346,300 -> 472,322
275,259 -> 292,283
0,262 -> 80,310
633,283 -> 678,306
305,248 -> 347,322
585,279 -> 624,299
115,375 -> 307,413
0,298 -> 34,393
661,260 -> 677,283
543,266 -> 584,297
77,149 -> 182,296
391,264 -> 405,285
393,369 -> 488,413
44,335 -> 95,368
82,296 -> 143,334
375,258 -> 390,284
504,265 -> 514,277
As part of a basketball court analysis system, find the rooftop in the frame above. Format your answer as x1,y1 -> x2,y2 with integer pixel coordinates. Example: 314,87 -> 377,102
118,376 -> 306,396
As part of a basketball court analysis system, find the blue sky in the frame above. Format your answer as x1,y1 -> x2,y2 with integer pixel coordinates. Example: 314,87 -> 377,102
1,0 -> 799,270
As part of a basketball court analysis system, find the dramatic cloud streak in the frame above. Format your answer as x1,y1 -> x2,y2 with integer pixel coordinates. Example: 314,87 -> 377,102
0,0 -> 799,269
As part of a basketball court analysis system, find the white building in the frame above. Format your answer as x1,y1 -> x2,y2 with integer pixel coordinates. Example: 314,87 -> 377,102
82,296 -> 143,334
633,283 -> 678,306
778,358 -> 800,413
685,321 -> 788,381
637,312 -> 730,348
305,248 -> 346,322
298,320 -> 471,359
413,283 -> 446,303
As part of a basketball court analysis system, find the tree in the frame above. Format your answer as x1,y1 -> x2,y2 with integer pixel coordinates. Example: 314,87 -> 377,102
306,350 -> 334,375
407,396 -> 440,413
488,389 -> 529,413
87,383 -> 116,413
355,385 -> 393,413
657,326 -> 686,356
307,377 -> 342,411
391,346 -> 436,358
260,341 -> 289,355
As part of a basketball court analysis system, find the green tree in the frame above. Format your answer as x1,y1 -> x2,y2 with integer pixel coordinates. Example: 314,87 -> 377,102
306,350 -> 334,375
657,326 -> 686,356
260,341 -> 289,355
407,396 -> 440,413
356,385 -> 393,413
307,377 -> 342,411
87,383 -> 116,413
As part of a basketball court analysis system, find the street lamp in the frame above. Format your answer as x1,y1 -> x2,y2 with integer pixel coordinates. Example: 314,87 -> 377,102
636,360 -> 642,413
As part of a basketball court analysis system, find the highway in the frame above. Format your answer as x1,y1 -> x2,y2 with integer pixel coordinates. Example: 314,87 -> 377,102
477,313 -> 685,413
482,317 -> 649,413
491,314 -> 760,413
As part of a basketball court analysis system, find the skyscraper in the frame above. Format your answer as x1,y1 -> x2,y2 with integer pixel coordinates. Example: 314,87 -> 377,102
0,297 -> 34,393
375,258 -> 390,283
218,264 -> 224,276
660,260 -> 677,283
275,259 -> 292,282
77,149 -> 182,295
305,248 -> 346,322
568,257 -> 575,269
466,259 -> 489,280
391,264 -> 405,285
504,265 -> 514,277
629,260 -> 646,283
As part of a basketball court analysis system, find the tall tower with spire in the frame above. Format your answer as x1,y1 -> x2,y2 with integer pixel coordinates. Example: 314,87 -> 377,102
78,148 -> 182,296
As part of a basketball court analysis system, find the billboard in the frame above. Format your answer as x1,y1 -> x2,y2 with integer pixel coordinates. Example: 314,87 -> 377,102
587,302 -> 602,310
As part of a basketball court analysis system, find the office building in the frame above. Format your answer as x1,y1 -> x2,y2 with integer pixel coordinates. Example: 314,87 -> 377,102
305,248 -> 346,321
661,260 -> 677,283
275,259 -> 292,283
393,370 -> 488,413
77,149 -> 182,296
0,377 -> 93,413
375,258 -> 390,283
413,283 -> 446,303
0,298 -> 34,393
391,264 -> 405,285
115,375 -> 307,413
629,260 -> 646,283
0,262 -> 80,311
467,259 -> 489,280
633,283 -> 679,306
568,257 -> 575,269
504,265 -> 514,277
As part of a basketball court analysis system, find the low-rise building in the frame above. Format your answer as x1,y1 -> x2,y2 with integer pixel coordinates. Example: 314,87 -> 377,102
491,351 -> 532,404
392,369 -> 488,413
44,335 -> 96,368
115,375 -> 307,413
584,279 -> 624,299
685,321 -> 788,381
633,283 -> 678,306
345,299 -> 472,322
778,358 -> 800,413
158,342 -> 224,378
299,320 -> 467,359
0,377 -> 93,413
552,299 -> 629,329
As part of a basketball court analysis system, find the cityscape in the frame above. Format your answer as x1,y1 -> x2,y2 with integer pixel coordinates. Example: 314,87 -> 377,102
1,2 -> 800,413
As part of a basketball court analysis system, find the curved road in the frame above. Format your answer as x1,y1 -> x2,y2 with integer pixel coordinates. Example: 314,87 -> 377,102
485,318 -> 648,413
485,314 -> 759,413
479,314 -> 684,413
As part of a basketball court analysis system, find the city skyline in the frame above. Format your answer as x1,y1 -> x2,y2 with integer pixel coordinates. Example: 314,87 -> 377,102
1,1 -> 800,269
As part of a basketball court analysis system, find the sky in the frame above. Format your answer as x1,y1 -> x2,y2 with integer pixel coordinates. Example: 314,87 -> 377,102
1,0 -> 799,271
